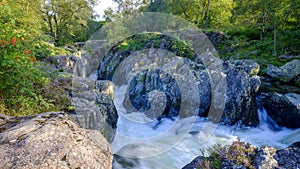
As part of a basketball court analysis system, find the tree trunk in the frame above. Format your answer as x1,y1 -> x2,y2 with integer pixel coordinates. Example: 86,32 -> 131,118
274,23 -> 277,56
203,0 -> 211,29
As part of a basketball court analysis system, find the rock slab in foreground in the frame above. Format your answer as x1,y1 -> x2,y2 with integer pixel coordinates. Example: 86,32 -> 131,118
0,112 -> 113,169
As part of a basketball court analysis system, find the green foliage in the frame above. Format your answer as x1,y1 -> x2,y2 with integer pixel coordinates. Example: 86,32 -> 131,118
116,32 -> 196,60
41,0 -> 96,46
141,0 -> 235,29
226,28 -> 261,41
197,141 -> 257,169
199,144 -> 228,169
277,29 -> 300,55
228,141 -> 257,169
0,2 -> 70,116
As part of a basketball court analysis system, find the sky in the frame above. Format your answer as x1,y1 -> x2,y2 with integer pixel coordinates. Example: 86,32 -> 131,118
94,0 -> 118,20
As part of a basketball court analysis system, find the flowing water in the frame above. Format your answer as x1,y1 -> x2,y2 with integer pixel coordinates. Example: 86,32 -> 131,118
111,85 -> 300,169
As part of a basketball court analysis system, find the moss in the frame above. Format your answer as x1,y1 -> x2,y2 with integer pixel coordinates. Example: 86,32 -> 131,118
115,32 -> 196,60
17,134 -> 27,141
138,74 -> 145,83
35,119 -> 46,125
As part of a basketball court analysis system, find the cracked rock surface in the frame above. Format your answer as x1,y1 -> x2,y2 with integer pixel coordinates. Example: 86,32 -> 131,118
0,112 -> 113,169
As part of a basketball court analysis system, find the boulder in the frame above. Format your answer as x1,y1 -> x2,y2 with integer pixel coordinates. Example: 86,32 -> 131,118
221,60 -> 261,126
69,77 -> 118,143
267,59 -> 300,83
264,93 -> 300,128
55,54 -> 77,74
97,32 -> 260,126
274,142 -> 300,169
183,141 -> 300,169
0,112 -> 113,169
255,146 -> 278,169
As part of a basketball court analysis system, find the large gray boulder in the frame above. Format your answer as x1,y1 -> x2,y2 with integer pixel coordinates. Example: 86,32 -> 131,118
264,93 -> 300,128
69,77 -> 118,143
122,59 -> 260,126
97,32 -> 260,126
0,112 -> 113,169
267,59 -> 300,83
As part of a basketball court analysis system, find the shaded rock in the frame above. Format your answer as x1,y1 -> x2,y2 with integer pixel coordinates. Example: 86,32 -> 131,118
116,49 -> 210,120
96,80 -> 115,100
260,76 -> 300,94
69,77 -> 118,143
222,60 -> 261,126
0,112 -> 112,169
274,141 -> 300,169
97,33 -> 197,81
97,32 -> 260,126
264,93 -> 300,128
203,31 -> 233,55
223,60 -> 260,76
56,54 -> 77,74
267,59 -> 300,82
182,156 -> 205,169
278,54 -> 300,60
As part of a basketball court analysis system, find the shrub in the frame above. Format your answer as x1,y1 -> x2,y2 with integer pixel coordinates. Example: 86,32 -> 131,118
197,140 -> 257,169
0,3 -> 70,116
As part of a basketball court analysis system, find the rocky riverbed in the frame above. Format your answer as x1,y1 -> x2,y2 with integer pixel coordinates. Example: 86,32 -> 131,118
1,31 -> 299,168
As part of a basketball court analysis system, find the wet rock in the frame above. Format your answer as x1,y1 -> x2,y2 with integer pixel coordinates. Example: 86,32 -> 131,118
182,156 -> 206,169
267,59 -> 300,83
264,93 -> 300,128
97,32 -> 260,126
69,77 -> 118,143
0,112 -> 113,169
222,60 -> 261,126
274,141 -> 300,168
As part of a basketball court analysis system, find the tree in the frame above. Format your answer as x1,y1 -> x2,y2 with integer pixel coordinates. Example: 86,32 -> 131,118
142,0 -> 234,29
0,0 -> 44,32
41,0 -> 97,46
104,0 -> 149,21
141,0 -> 170,13
232,0 -> 297,56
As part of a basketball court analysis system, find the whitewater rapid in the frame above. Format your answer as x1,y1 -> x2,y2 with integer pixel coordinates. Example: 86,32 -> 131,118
111,85 -> 300,169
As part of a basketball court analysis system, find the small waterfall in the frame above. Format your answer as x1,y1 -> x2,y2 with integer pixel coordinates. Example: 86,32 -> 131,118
88,71 -> 98,80
257,107 -> 282,131
256,93 -> 282,131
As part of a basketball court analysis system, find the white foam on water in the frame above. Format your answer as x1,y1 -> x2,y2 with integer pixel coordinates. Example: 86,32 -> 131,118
111,85 -> 300,169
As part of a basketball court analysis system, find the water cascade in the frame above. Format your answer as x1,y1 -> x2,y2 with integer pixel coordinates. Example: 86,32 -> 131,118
110,86 -> 300,169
